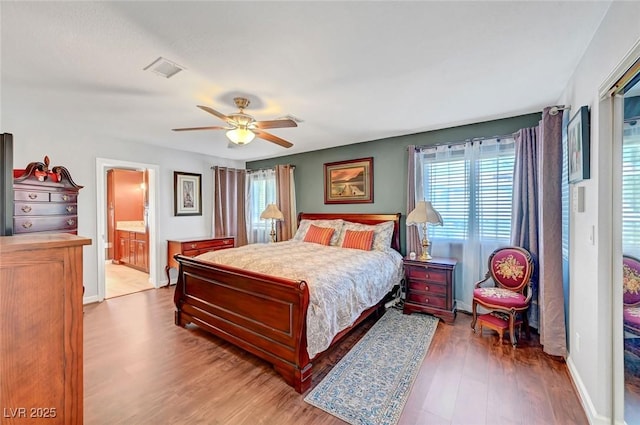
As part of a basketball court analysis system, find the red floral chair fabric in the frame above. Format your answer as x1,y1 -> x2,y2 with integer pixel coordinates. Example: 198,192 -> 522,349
623,255 -> 640,335
471,246 -> 534,347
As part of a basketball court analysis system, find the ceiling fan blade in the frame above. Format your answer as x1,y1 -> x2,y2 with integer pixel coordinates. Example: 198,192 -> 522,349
197,105 -> 233,123
172,126 -> 229,131
253,119 -> 298,129
253,129 -> 293,148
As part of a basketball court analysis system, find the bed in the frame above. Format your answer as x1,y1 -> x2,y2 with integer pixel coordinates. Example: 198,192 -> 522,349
173,212 -> 403,393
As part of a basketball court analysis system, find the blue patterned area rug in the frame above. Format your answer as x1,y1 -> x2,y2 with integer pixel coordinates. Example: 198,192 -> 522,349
304,308 -> 439,425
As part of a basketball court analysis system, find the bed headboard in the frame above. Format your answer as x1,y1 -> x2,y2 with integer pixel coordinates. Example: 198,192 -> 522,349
297,212 -> 402,253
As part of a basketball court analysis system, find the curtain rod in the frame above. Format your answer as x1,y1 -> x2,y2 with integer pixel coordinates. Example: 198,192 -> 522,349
411,105 -> 568,151
246,165 -> 296,172
549,105 -> 570,115
411,133 -> 516,151
211,165 -> 296,171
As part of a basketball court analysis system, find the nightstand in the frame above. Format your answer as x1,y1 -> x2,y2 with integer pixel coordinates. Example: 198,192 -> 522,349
165,236 -> 235,285
402,257 -> 457,323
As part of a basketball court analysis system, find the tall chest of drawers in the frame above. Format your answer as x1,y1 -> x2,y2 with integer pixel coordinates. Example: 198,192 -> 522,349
13,157 -> 82,235
403,257 -> 457,323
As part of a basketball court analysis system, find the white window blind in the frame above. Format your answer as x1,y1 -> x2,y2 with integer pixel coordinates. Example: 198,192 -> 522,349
420,138 -> 515,242
623,122 -> 640,256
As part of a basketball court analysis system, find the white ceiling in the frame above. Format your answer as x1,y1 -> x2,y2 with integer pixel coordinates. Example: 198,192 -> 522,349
1,1 -> 611,162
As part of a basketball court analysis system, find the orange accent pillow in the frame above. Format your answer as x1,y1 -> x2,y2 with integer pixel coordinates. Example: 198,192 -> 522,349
341,229 -> 374,251
303,224 -> 335,246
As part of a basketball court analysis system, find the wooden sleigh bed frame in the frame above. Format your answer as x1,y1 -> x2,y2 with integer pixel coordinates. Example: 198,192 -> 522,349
173,212 -> 402,393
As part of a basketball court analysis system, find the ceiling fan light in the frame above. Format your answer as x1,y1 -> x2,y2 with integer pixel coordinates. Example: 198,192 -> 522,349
226,128 -> 256,145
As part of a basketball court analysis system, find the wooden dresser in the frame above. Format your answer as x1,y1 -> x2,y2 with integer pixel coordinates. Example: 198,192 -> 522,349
165,236 -> 235,285
0,233 -> 91,425
13,156 -> 82,235
403,257 -> 457,323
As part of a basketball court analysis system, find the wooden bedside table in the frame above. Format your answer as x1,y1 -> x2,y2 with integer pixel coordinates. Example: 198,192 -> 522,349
402,257 -> 457,323
165,236 -> 235,285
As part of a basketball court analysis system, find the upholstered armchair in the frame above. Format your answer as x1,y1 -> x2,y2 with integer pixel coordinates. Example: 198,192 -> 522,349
471,246 -> 534,347
623,255 -> 640,336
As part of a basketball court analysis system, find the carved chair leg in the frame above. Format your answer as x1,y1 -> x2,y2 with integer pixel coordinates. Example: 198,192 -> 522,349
471,300 -> 478,332
509,312 -> 517,347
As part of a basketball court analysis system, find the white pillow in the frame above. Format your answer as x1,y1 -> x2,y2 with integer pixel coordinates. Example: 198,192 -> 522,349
293,219 -> 344,246
336,221 -> 395,251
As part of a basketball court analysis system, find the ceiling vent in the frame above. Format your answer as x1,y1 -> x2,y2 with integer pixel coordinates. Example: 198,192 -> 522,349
143,57 -> 185,78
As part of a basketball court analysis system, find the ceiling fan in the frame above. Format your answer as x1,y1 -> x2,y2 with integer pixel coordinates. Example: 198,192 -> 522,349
172,97 -> 297,148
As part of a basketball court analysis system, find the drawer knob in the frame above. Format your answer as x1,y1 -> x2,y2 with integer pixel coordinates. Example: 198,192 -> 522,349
28,193 -> 37,199
424,273 -> 430,279
66,219 -> 75,226
21,205 -> 32,213
66,205 -> 74,212
425,285 -> 429,291
425,298 -> 429,303
22,221 -> 33,229
62,194 -> 69,201
191,243 -> 197,248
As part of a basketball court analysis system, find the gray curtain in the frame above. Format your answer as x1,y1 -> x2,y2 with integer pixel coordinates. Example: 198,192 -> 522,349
406,145 -> 420,256
511,126 -> 540,329
275,164 -> 296,241
511,107 -> 566,357
213,166 -> 248,247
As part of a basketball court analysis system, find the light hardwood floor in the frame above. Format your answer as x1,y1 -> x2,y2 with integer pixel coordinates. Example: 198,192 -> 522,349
84,289 -> 588,425
105,261 -> 153,299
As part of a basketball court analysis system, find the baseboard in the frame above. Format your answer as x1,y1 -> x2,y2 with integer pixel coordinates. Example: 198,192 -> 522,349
566,355 -> 610,424
83,295 -> 99,305
457,300 -> 472,313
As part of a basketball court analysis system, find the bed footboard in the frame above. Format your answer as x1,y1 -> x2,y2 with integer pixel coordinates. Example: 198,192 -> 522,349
173,254 -> 312,392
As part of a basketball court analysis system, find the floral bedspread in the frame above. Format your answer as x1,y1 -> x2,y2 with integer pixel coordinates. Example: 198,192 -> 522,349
196,240 -> 404,358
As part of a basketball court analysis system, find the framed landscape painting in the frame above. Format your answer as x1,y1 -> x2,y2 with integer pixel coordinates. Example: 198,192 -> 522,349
324,157 -> 373,204
174,171 -> 202,216
568,105 -> 590,184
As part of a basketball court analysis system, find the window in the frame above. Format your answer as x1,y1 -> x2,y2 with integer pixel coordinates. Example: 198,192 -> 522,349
419,138 -> 515,243
246,169 -> 276,243
416,137 -> 516,312
623,120 -> 640,257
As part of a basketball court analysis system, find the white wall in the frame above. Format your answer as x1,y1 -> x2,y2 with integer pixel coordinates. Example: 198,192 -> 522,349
9,127 -> 243,302
557,2 -> 640,423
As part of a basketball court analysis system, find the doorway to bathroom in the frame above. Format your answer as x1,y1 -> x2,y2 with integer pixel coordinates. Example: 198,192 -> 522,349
105,168 -> 152,298
96,158 -> 159,301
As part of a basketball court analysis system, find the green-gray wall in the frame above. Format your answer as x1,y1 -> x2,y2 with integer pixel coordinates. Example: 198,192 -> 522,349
248,113 -> 541,253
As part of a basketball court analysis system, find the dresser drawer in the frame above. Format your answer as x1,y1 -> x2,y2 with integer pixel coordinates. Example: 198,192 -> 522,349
406,279 -> 447,296
14,202 -> 77,216
181,238 -> 234,251
406,292 -> 447,309
405,265 -> 447,283
14,190 -> 50,202
14,215 -> 78,233
51,192 -> 77,203
182,249 -> 200,257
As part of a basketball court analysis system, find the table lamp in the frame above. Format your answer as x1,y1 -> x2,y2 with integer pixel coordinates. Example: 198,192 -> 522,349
406,201 -> 443,260
260,204 -> 284,243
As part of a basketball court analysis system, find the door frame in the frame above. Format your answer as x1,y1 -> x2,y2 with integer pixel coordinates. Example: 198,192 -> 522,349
96,158 -> 160,301
598,38 -> 640,424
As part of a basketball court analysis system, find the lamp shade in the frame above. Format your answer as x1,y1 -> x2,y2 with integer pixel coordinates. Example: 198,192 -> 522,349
226,127 -> 256,145
406,201 -> 443,226
260,204 -> 284,220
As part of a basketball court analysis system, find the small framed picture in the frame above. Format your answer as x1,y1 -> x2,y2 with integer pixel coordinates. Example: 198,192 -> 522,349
568,106 -> 590,184
174,171 -> 202,216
